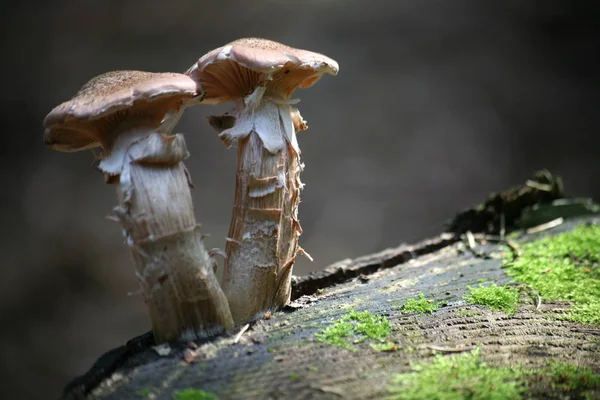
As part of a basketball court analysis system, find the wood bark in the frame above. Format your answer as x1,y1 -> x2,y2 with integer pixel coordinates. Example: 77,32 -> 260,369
64,213 -> 600,400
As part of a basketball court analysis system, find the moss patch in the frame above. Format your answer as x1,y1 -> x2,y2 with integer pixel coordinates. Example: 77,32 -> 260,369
504,224 -> 600,324
389,348 -> 525,399
173,389 -> 218,400
533,361 -> 600,398
389,348 -> 600,399
464,283 -> 520,315
315,310 -> 391,351
396,293 -> 440,315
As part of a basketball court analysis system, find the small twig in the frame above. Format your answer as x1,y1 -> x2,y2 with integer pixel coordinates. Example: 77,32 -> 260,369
463,231 -> 491,259
512,284 -> 542,310
472,233 -> 502,242
470,233 -> 520,260
427,344 -> 475,353
316,386 -> 344,397
234,324 -> 250,343
525,180 -> 554,192
505,239 -> 521,259
570,327 -> 600,334
526,217 -> 564,234
527,285 -> 542,310
466,231 -> 476,250
500,213 -> 506,241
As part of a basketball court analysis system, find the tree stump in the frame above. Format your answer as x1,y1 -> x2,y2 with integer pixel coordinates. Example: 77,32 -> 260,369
63,175 -> 600,400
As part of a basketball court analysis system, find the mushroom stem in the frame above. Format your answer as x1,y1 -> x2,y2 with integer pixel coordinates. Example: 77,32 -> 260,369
105,128 -> 234,341
220,100 -> 304,323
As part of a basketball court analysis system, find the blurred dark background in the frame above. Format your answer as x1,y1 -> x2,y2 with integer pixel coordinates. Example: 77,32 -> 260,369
1,0 -> 599,398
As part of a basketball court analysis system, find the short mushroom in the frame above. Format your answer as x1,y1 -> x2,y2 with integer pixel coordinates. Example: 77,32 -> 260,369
186,38 -> 338,323
44,70 -> 234,342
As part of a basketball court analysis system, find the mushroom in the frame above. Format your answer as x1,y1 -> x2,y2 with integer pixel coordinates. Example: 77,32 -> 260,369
186,38 -> 338,323
44,70 -> 234,342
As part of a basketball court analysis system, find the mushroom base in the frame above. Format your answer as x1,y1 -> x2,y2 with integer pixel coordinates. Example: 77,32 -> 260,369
222,131 -> 303,323
108,130 -> 234,341
130,225 -> 233,342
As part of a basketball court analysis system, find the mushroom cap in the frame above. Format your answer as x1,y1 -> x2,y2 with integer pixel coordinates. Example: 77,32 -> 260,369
186,38 -> 339,104
44,71 -> 202,152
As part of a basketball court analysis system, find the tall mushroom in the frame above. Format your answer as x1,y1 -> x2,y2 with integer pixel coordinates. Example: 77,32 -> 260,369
186,38 -> 338,323
44,70 -> 233,342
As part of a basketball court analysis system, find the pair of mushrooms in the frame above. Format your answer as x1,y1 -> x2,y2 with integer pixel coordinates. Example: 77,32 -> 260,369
44,38 -> 338,342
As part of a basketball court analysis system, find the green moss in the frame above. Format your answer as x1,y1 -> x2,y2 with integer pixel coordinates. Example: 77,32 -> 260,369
173,389 -> 218,400
353,311 -> 391,339
315,319 -> 353,350
538,361 -> 600,396
389,348 -> 526,399
504,224 -> 600,324
289,372 -> 301,381
136,387 -> 153,398
455,308 -> 480,317
396,294 -> 440,315
315,310 -> 391,351
390,349 -> 600,400
464,283 -> 520,315
307,366 -> 319,372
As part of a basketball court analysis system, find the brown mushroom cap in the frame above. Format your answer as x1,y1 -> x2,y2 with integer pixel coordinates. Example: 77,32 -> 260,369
44,71 -> 202,152
186,38 -> 339,104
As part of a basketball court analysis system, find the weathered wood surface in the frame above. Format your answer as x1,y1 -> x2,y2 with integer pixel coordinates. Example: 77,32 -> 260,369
64,213 -> 600,400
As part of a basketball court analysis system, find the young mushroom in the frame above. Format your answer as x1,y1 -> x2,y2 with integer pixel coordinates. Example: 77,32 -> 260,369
44,71 -> 234,342
186,38 -> 338,323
